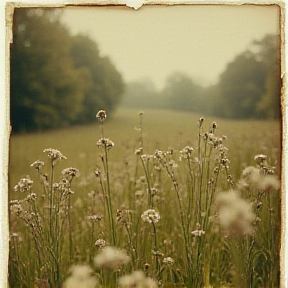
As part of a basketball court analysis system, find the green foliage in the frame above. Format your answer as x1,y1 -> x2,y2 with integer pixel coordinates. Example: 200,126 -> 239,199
212,34 -> 281,119
214,51 -> 267,119
70,35 -> 124,123
10,8 -> 125,133
11,9 -> 84,132
124,34 -> 281,120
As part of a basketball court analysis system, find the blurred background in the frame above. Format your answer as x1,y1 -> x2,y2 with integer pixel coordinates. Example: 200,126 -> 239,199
10,5 -> 281,133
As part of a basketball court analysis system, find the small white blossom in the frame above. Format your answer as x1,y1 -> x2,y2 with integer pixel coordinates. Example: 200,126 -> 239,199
215,190 -> 255,236
94,246 -> 130,269
163,257 -> 174,265
43,148 -> 67,161
141,209 -> 160,224
191,229 -> 206,237
62,265 -> 99,288
62,167 -> 80,178
14,178 -> 33,193
118,270 -> 158,288
30,160 -> 44,170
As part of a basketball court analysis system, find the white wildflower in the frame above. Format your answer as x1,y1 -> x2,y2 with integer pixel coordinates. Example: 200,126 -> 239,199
240,166 -> 280,191
14,177 -> 33,193
215,190 -> 255,236
62,167 -> 80,178
30,160 -> 44,171
254,154 -> 267,164
191,229 -> 206,237
95,239 -> 106,249
94,246 -> 130,269
141,209 -> 160,224
97,138 -> 114,149
43,148 -> 67,161
62,265 -> 99,288
163,257 -> 174,265
118,270 -> 158,288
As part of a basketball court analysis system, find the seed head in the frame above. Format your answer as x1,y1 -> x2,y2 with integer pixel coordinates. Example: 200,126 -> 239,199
96,110 -> 107,122
43,148 -> 67,161
30,160 -> 44,171
163,257 -> 174,265
215,190 -> 255,237
97,138 -> 114,149
95,239 -> 106,249
118,270 -> 158,288
141,209 -> 160,224
62,167 -> 80,178
14,177 -> 33,193
62,265 -> 99,288
198,117 -> 205,127
254,154 -> 267,164
94,246 -> 130,269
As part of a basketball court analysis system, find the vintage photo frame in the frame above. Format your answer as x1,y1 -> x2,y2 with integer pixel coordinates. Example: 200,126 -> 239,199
1,1 -> 287,287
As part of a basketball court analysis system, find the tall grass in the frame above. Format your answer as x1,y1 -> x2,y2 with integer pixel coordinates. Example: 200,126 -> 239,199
9,108 -> 281,288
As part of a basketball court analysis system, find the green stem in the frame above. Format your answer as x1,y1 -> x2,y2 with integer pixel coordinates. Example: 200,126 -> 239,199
104,145 -> 116,246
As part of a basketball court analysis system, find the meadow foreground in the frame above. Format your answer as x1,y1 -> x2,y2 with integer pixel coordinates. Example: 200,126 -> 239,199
9,108 -> 282,288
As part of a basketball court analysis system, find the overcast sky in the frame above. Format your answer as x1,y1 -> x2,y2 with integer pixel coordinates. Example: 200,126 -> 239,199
61,5 -> 279,89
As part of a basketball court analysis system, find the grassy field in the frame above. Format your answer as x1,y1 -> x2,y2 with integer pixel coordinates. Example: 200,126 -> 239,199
9,108 -> 282,288
9,107 -> 281,190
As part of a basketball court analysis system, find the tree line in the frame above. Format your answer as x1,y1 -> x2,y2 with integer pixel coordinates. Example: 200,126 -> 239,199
11,8 -> 125,133
122,34 -> 281,120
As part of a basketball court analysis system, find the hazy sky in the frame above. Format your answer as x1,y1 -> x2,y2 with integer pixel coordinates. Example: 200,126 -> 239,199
61,5 -> 280,89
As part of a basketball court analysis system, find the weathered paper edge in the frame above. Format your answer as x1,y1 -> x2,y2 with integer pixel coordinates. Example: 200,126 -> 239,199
1,1 -> 287,288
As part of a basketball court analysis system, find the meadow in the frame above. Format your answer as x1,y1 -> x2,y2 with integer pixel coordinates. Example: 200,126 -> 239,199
9,108 -> 282,288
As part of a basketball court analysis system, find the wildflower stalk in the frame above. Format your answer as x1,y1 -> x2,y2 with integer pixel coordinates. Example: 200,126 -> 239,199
151,221 -> 159,275
96,110 -> 116,246
156,157 -> 191,281
197,119 -> 203,224
140,156 -> 153,208
103,147 -> 116,246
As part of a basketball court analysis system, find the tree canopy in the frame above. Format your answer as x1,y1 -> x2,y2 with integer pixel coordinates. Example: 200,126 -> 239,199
121,34 -> 281,120
211,34 -> 281,119
10,8 -> 125,133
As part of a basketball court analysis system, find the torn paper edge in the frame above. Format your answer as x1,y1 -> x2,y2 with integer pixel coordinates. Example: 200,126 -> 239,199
0,1 -> 287,288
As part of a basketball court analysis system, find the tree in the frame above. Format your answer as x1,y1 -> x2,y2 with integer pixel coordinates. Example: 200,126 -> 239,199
120,78 -> 163,109
11,8 -> 84,132
70,34 -> 125,123
11,8 -> 125,132
254,34 -> 281,119
212,34 -> 281,119
161,72 -> 204,112
214,51 -> 267,119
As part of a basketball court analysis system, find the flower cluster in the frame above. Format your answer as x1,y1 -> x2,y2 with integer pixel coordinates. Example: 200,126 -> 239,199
43,148 -> 67,161
180,146 -> 194,159
96,110 -> 107,122
97,138 -> 115,149
62,167 -> 80,178
95,239 -> 106,249
163,257 -> 174,265
141,209 -> 160,224
87,215 -> 103,221
254,154 -> 267,165
14,177 -> 33,193
215,190 -> 255,237
62,265 -> 99,288
118,270 -> 158,288
191,229 -> 206,237
94,246 -> 130,269
238,166 -> 280,191
30,160 -> 44,171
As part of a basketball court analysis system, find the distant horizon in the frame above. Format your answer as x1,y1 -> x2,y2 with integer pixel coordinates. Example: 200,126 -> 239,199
60,5 -> 280,89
